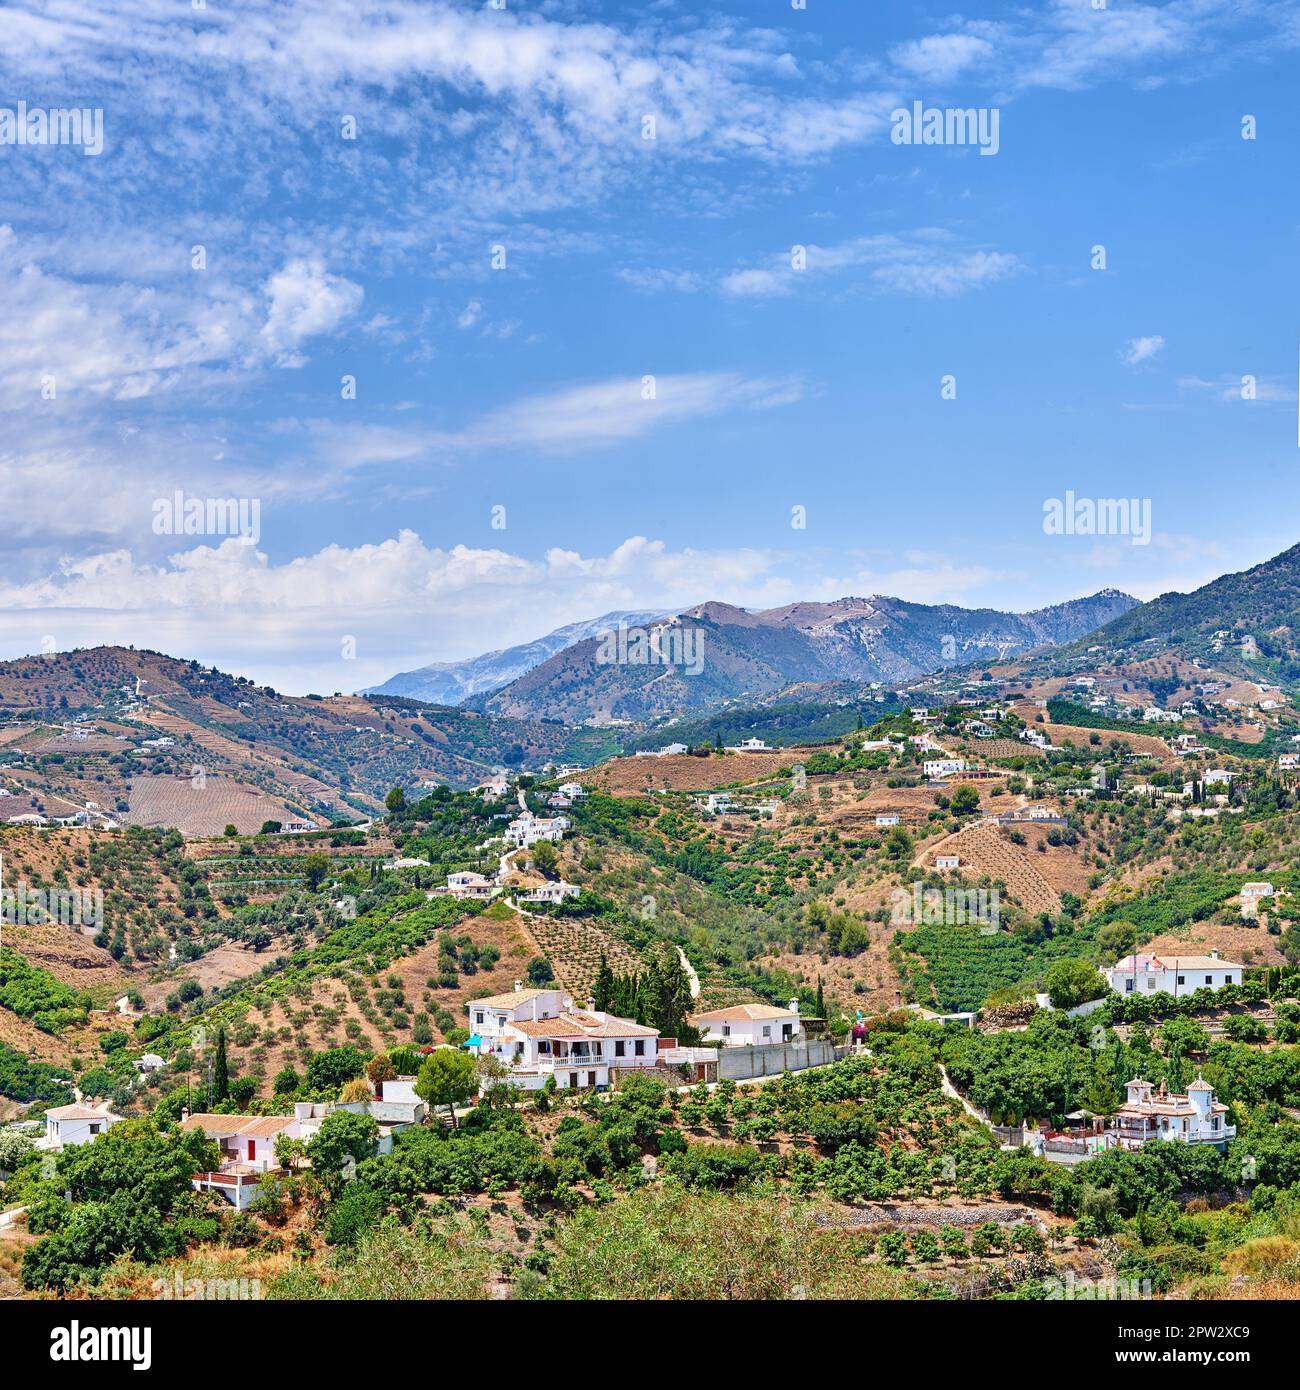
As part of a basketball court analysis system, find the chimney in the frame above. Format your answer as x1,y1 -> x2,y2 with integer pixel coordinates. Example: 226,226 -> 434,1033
1210,949 -> 1220,960
513,979 -> 523,992
586,997 -> 596,1012
788,999 -> 799,1015
180,1107 -> 190,1122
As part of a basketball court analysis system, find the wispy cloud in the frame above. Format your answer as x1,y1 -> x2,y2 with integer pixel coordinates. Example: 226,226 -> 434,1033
1121,334 -> 1165,366
719,232 -> 1020,300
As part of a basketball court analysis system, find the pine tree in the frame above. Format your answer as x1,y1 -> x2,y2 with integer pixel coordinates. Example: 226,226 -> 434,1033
815,976 -> 826,1021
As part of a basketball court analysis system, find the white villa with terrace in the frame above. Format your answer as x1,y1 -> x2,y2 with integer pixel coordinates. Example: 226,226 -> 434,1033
1108,1076 -> 1235,1150
690,1000 -> 802,1047
504,812 -> 569,848
519,880 -> 581,904
1102,951 -> 1243,997
467,983 -> 660,1091
445,871 -> 499,901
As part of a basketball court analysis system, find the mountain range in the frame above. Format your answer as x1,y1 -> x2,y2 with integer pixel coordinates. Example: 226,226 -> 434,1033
467,589 -> 1140,724
363,609 -> 665,704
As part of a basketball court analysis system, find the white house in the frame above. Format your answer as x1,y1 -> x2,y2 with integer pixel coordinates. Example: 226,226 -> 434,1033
180,1111 -> 304,1171
995,805 -> 1067,826
504,812 -> 568,848
935,855 -> 960,870
1102,951 -> 1243,997
691,1000 -> 801,1048
924,759 -> 970,780
180,1110 -> 319,1210
703,793 -> 733,815
726,737 -> 771,753
556,782 -> 586,799
446,871 -> 499,901
1108,1076 -> 1234,1150
468,985 -> 661,1091
1280,754 -> 1300,772
282,820 -> 318,834
467,984 -> 575,1044
519,880 -> 581,904
41,1102 -> 122,1150
1202,769 -> 1236,787
132,1053 -> 166,1073
874,813 -> 900,827
1241,882 -> 1275,900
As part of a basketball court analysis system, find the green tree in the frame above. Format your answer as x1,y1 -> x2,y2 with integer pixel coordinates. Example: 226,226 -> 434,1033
308,1109 -> 379,1193
302,853 -> 330,890
415,1049 -> 478,1129
305,1045 -> 365,1093
531,839 -> 559,877
1045,957 -> 1104,1011
385,786 -> 407,814
213,1026 -> 229,1103
593,954 -> 615,1012
949,784 -> 980,816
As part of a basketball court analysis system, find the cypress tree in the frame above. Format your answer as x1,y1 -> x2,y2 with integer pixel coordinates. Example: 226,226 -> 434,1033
213,1026 -> 229,1103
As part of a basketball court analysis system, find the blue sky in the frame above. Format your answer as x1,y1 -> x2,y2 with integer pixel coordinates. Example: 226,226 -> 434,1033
1,0 -> 1298,692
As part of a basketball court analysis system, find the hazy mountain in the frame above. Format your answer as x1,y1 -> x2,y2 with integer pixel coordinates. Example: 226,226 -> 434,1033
363,609 -> 666,704
474,589 -> 1139,724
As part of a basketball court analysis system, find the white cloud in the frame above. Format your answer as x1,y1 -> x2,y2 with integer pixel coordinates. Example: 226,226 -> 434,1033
444,371 -> 804,452
1121,335 -> 1165,366
721,233 -> 1020,300
259,259 -> 363,365
0,531 -> 795,692
889,34 -> 995,83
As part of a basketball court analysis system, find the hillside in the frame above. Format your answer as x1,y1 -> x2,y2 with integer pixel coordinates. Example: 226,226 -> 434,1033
0,647 -> 582,819
475,591 -> 1138,724
1043,541 -> 1300,686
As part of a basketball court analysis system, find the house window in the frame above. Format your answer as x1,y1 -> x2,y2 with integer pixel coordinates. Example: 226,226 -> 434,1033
615,1041 -> 625,1057
634,1040 -> 645,1056
1177,975 -> 1185,986
539,1041 -> 551,1054
762,1026 -> 771,1038
1205,975 -> 1213,985
474,1012 -> 484,1026
722,1024 -> 731,1036
1124,979 -> 1134,993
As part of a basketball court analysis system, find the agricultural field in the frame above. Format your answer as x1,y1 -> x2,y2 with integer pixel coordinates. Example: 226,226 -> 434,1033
124,774 -> 303,836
